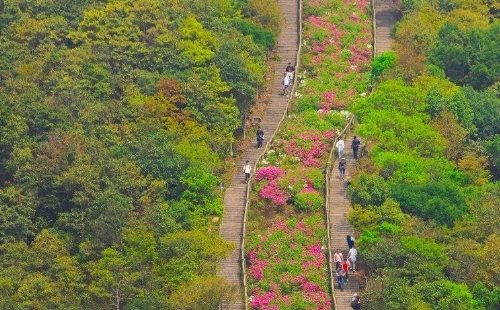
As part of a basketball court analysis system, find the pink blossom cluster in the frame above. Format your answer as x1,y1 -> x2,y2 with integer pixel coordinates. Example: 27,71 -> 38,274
313,54 -> 325,64
250,289 -> 279,309
322,90 -> 337,103
268,220 -> 314,236
349,45 -> 370,68
309,0 -> 331,8
284,134 -> 330,167
248,221 -> 330,310
256,166 -> 286,181
357,0 -> 371,13
309,16 -> 344,41
321,90 -> 343,110
301,179 -> 319,194
259,181 -> 290,205
323,131 -> 336,140
248,249 -> 268,280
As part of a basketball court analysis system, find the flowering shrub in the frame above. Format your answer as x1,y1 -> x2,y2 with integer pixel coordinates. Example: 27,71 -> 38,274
256,166 -> 286,181
246,0 -> 372,307
259,181 -> 291,206
247,218 -> 331,310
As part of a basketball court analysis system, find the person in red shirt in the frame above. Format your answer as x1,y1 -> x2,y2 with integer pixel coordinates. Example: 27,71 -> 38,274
342,259 -> 349,281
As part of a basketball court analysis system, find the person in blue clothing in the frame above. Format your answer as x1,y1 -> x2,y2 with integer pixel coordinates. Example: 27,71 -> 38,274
351,136 -> 361,159
336,267 -> 345,291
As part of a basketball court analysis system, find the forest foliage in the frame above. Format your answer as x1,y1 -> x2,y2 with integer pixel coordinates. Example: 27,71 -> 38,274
0,0 -> 281,308
350,0 -> 500,308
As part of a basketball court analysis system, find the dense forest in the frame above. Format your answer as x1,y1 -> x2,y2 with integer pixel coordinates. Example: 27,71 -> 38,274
0,0 -> 281,308
350,0 -> 500,308
2,0 -> 500,309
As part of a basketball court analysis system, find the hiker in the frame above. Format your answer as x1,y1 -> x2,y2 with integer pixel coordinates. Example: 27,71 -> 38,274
351,136 -> 361,159
342,259 -> 349,281
350,293 -> 361,310
243,160 -> 252,183
347,235 -> 355,249
336,137 -> 345,158
336,267 -> 346,291
338,157 -> 347,180
348,246 -> 358,272
283,73 -> 291,97
285,62 -> 295,81
256,126 -> 264,148
333,249 -> 343,269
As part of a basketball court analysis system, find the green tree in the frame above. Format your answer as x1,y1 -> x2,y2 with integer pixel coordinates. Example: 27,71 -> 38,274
167,276 -> 236,310
347,173 -> 389,207
87,248 -> 141,310
158,230 -> 234,287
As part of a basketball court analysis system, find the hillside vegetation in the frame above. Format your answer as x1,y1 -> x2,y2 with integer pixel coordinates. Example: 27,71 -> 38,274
0,0 -> 280,308
350,0 -> 500,308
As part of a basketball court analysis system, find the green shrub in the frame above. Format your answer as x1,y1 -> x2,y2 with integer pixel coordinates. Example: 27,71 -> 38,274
293,192 -> 323,212
347,173 -> 389,206
371,51 -> 396,78
390,181 -> 467,226
324,111 -> 348,128
293,95 -> 321,113
234,20 -> 276,50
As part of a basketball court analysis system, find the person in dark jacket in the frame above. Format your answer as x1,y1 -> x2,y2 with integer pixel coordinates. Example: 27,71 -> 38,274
351,136 -> 361,159
351,293 -> 361,310
347,235 -> 355,249
256,126 -> 264,148
338,157 -> 347,180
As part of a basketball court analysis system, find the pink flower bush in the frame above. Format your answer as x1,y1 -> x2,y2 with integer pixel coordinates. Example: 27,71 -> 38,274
256,166 -> 286,181
248,250 -> 268,280
284,134 -> 330,167
247,219 -> 330,309
259,181 -> 290,206
301,179 -> 318,193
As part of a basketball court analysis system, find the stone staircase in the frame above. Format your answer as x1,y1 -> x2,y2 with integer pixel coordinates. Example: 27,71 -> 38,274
216,0 -> 300,309
374,0 -> 401,56
329,133 -> 362,310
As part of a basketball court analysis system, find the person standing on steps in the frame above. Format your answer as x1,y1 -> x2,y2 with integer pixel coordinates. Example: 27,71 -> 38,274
256,126 -> 264,148
338,157 -> 347,180
283,72 -> 291,97
336,266 -> 346,291
336,137 -> 345,158
243,160 -> 252,184
350,293 -> 361,310
347,235 -> 355,249
333,248 -> 343,269
342,258 -> 349,281
348,246 -> 358,272
285,62 -> 295,82
351,136 -> 361,159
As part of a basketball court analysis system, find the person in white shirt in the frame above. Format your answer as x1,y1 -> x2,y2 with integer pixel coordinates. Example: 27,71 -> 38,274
333,248 -> 343,269
336,138 -> 345,158
348,247 -> 358,272
243,160 -> 252,184
283,73 -> 291,97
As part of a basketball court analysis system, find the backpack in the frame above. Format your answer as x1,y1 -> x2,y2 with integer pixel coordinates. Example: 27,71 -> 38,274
350,298 -> 358,308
